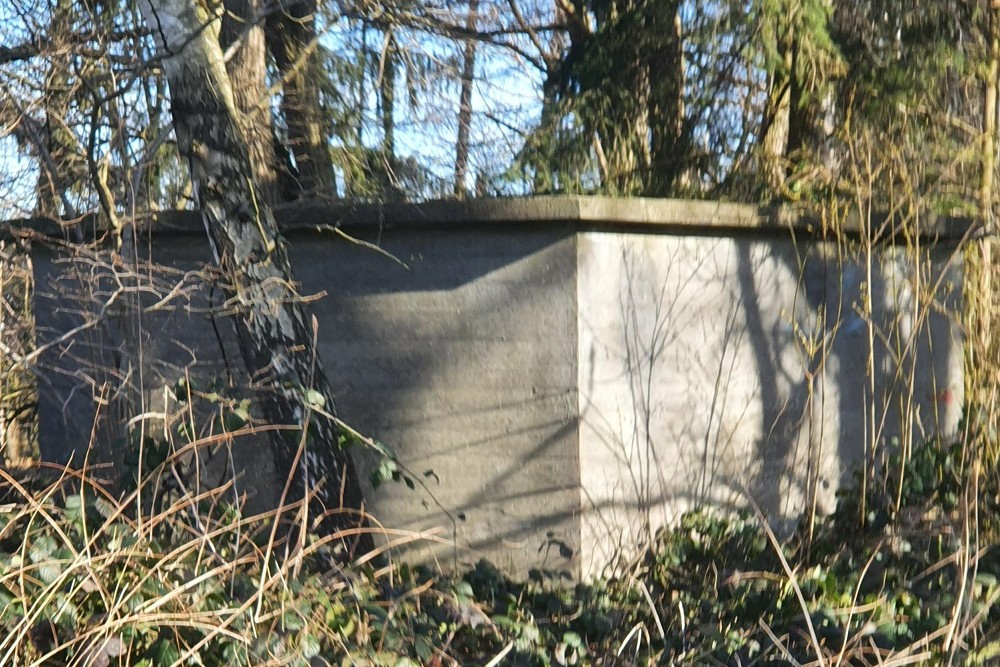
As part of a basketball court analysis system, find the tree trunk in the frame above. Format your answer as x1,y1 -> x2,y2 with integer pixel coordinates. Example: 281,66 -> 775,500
453,0 -> 479,198
220,0 -> 283,206
35,0 -> 77,217
0,240 -> 39,468
380,30 -> 398,189
267,0 -> 338,199
601,15 -> 648,196
761,41 -> 793,193
786,38 -> 809,162
646,1 -> 684,196
137,0 -> 367,544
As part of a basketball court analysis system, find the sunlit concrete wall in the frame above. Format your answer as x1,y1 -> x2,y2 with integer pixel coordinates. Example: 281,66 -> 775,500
576,233 -> 963,576
21,197 -> 966,579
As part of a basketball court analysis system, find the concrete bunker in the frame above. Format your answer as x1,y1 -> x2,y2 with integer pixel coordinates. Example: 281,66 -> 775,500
3,197 -> 967,578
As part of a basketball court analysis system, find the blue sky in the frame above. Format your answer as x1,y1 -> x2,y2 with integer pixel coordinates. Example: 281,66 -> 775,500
0,0 -> 552,218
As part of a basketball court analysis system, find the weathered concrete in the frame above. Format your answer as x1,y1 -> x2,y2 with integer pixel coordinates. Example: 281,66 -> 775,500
292,226 -> 580,574
12,197 -> 967,579
577,233 -> 962,574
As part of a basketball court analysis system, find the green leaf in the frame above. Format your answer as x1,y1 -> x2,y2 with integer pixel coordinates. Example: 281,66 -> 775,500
37,563 -> 61,584
365,604 -> 389,622
300,632 -> 321,659
415,635 -> 434,662
29,535 -> 58,563
283,610 -> 304,632
223,412 -> 246,432
94,498 -> 116,519
305,389 -> 326,409
338,617 -> 356,638
370,459 -> 399,490
0,592 -> 18,622
152,639 -> 181,665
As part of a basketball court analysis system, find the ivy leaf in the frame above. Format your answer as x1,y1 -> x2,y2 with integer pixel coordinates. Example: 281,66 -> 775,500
282,610 -> 304,632
304,388 -> 325,409
298,632 -> 321,659
29,535 -> 57,563
37,563 -> 61,584
151,638 -> 180,665
371,459 -> 399,490
94,497 -> 116,519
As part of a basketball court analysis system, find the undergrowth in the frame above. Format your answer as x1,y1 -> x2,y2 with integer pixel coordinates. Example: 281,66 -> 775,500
1,435 -> 998,666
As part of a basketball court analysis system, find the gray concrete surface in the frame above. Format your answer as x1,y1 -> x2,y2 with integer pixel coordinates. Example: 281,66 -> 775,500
292,225 -> 581,574
14,197 -> 966,578
576,233 -> 963,575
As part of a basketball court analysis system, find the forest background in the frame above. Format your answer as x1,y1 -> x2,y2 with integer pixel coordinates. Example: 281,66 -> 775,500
3,0 -> 1000,665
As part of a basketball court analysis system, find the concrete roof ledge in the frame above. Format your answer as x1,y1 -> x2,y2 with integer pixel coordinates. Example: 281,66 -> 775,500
2,196 -> 978,242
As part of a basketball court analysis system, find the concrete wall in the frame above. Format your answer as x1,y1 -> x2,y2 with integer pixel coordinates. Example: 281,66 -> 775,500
293,226 -> 580,574
16,197 -> 966,579
29,223 -> 582,575
577,233 -> 962,575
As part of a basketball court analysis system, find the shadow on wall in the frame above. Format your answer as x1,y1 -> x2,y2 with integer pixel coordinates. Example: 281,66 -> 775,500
32,239 -> 278,505
576,231 -> 962,573
28,219 -> 963,579
737,239 -> 962,528
32,224 -> 584,576
290,224 -> 581,575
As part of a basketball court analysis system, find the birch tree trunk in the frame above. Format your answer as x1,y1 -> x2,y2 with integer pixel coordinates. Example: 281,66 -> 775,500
453,0 -> 479,198
137,0 -> 367,543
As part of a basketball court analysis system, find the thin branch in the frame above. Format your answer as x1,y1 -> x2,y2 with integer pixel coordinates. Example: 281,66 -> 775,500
0,29 -> 151,65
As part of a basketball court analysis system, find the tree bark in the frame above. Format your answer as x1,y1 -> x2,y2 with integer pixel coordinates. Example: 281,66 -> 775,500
0,240 -> 39,468
453,0 -> 479,198
267,0 -> 338,199
761,41 -> 793,193
593,4 -> 648,195
380,30 -> 398,187
220,0 -> 283,206
137,0 -> 367,543
35,0 -> 78,217
646,2 -> 684,196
